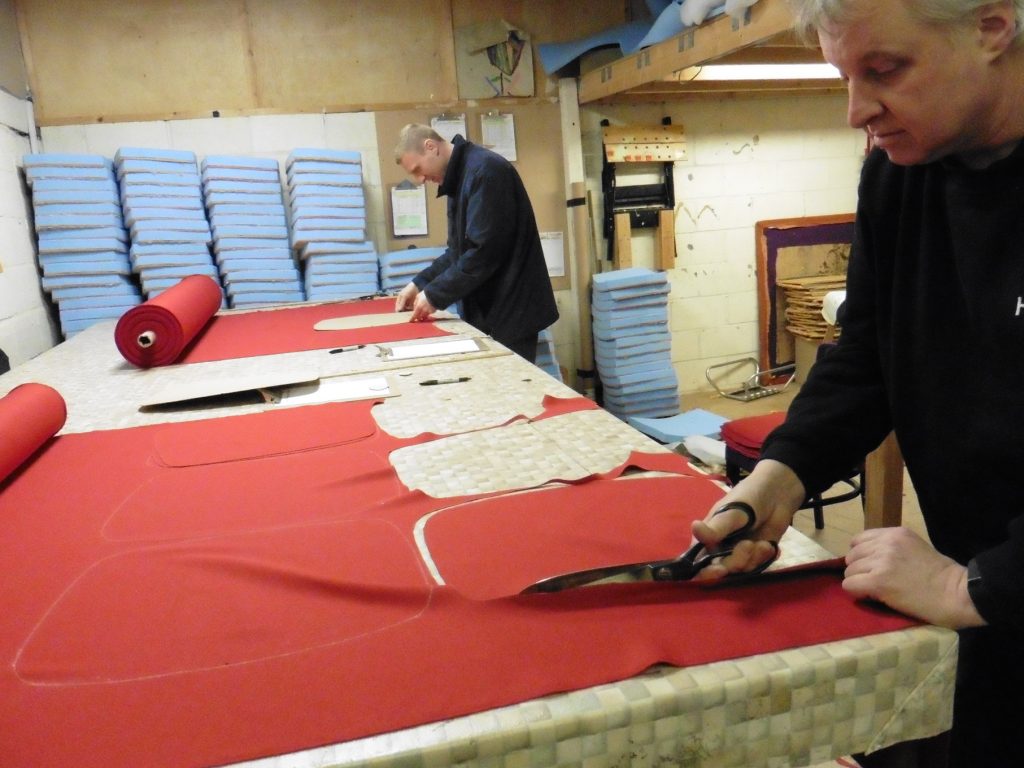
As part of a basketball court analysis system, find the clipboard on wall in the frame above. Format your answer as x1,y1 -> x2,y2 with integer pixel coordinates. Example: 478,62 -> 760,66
391,180 -> 429,237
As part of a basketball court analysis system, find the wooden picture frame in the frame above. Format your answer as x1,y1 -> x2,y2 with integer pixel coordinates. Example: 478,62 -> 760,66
755,214 -> 855,379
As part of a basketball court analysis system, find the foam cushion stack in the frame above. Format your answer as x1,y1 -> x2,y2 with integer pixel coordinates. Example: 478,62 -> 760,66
23,153 -> 142,338
534,327 -> 563,382
591,268 -> 679,419
379,246 -> 446,295
201,155 -> 304,308
286,148 -> 377,301
114,147 -> 222,302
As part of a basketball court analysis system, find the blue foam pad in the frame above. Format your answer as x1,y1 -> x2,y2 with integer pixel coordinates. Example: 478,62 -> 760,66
32,188 -> 119,205
289,194 -> 365,209
208,213 -> 288,228
205,191 -> 285,207
121,185 -> 203,200
291,229 -> 366,248
201,168 -> 280,184
35,213 -> 124,231
293,218 -> 366,232
592,267 -> 669,292
32,202 -> 122,217
116,159 -> 199,177
39,237 -> 128,255
120,172 -> 201,187
286,148 -> 361,167
122,195 -> 204,210
627,409 -> 728,443
215,248 -> 294,264
24,165 -> 115,184
115,147 -> 196,164
201,155 -> 280,172
24,153 -> 110,169
41,273 -> 136,291
215,237 -> 293,252
203,178 -> 283,195
286,172 -> 362,188
57,294 -> 141,311
41,259 -> 131,277
212,224 -> 289,240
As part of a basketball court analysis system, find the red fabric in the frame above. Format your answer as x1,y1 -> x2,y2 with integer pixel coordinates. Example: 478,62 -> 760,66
720,411 -> 787,458
0,401 -> 916,768
114,275 -> 223,367
0,383 -> 66,485
179,296 -> 452,364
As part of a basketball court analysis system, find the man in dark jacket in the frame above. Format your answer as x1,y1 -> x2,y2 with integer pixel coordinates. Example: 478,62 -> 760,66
394,124 -> 558,362
691,1 -> 1024,766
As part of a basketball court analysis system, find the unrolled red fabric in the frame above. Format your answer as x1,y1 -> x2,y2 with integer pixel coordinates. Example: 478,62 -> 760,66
0,382 -> 66,485
114,274 -> 224,368
0,399 -> 917,768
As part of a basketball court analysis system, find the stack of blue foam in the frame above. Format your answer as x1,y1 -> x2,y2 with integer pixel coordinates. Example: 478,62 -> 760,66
378,246 -> 445,295
535,327 -> 563,382
201,155 -> 303,308
115,147 -> 221,300
23,153 -> 142,338
286,148 -> 377,301
592,268 -> 678,419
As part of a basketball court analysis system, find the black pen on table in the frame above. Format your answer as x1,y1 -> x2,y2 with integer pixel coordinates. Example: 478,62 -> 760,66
419,377 -> 471,386
329,344 -> 366,354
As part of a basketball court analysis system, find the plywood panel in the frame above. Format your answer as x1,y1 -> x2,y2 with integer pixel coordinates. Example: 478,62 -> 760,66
246,0 -> 456,112
19,0 -> 456,125
375,102 -> 568,290
20,0 -> 256,124
0,0 -> 27,98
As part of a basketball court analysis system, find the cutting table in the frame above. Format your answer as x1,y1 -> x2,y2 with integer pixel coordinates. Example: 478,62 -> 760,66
0,300 -> 955,768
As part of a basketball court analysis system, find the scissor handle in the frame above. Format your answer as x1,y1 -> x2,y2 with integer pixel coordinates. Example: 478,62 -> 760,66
649,501 -> 758,581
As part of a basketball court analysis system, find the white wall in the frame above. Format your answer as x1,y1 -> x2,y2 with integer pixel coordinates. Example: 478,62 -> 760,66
581,92 -> 863,394
0,90 -> 60,368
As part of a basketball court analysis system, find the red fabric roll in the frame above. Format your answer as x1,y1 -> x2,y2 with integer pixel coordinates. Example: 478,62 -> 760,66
114,275 -> 223,368
0,383 -> 66,485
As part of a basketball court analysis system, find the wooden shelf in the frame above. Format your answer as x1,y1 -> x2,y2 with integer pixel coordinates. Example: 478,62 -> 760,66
578,0 -> 837,103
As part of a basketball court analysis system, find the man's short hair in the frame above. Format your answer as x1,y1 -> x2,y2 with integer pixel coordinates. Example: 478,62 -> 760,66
394,124 -> 444,163
791,0 -> 1024,44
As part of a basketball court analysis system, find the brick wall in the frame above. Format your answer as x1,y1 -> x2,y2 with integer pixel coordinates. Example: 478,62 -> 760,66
581,93 -> 863,393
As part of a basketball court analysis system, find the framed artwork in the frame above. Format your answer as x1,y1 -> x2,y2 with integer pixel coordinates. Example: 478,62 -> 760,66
755,214 -> 855,379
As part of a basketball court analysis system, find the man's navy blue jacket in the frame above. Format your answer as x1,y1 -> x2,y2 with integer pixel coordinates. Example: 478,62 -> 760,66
413,136 -> 558,346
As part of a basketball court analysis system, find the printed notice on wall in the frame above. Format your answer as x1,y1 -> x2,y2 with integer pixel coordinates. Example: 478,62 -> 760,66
540,231 -> 565,278
431,115 -> 467,143
391,183 -> 429,237
480,113 -> 517,161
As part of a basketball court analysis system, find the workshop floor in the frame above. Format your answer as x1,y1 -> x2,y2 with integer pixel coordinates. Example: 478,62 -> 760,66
684,387 -> 927,768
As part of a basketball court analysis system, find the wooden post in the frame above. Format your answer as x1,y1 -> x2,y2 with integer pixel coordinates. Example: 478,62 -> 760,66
863,431 -> 904,528
614,213 -> 632,268
656,209 -> 675,270
570,181 -> 595,381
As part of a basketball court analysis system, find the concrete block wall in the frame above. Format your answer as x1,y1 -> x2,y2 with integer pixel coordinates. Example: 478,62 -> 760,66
581,92 -> 863,395
0,90 -> 60,367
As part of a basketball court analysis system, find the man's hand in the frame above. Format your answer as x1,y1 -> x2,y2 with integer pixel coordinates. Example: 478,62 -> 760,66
395,282 -> 419,312
691,459 -> 805,580
843,527 -> 986,629
410,291 -> 437,322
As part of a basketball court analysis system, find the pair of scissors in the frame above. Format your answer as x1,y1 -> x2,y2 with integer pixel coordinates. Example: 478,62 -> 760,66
520,501 -> 772,594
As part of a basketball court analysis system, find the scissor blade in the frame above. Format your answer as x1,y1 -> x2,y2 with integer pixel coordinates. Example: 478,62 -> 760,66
520,562 -> 656,594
